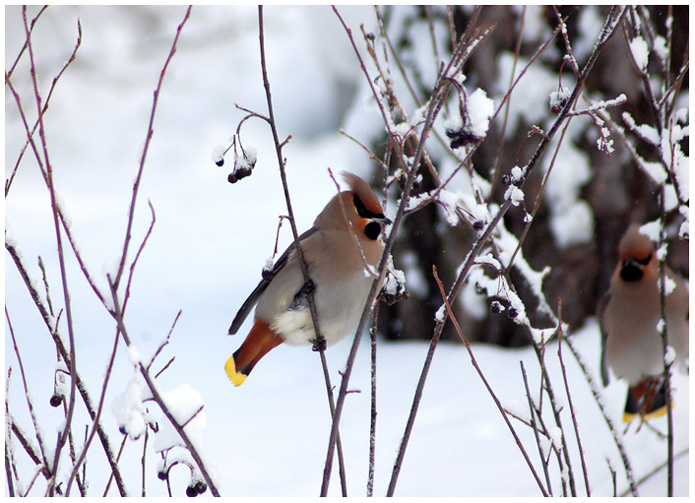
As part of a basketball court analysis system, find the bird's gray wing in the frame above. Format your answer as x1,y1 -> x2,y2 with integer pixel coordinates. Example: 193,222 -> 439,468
228,226 -> 319,335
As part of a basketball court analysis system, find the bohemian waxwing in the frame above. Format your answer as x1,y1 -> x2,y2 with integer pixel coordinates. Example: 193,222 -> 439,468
598,223 -> 689,422
225,172 -> 390,386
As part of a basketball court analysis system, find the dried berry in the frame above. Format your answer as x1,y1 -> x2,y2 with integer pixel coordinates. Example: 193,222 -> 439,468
49,394 -> 63,407
158,470 -> 168,481
215,158 -> 224,167
193,481 -> 207,495
507,307 -> 519,319
186,485 -> 197,497
445,126 -> 481,150
473,220 -> 484,232
227,165 -> 253,184
490,301 -> 504,314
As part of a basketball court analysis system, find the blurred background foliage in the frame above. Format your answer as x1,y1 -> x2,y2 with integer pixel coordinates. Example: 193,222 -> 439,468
367,6 -> 688,346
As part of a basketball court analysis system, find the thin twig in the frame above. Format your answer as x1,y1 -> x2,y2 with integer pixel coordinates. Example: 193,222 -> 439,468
256,7 -> 325,350
6,307 -> 51,486
4,243 -> 127,495
430,267 -> 548,496
556,300 -> 591,496
123,200 -> 157,313
520,361 -> 553,495
656,187 -> 674,496
5,369 -> 18,497
64,325 -> 121,496
322,7 -> 481,494
5,7 -> 75,198
141,429 -> 149,497
563,335 -> 638,495
5,441 -> 16,497
106,275 -> 220,496
622,7 -> 662,137
367,302 -> 379,497
256,6 -> 347,495
620,448 -> 688,496
8,420 -> 43,477
388,7 -> 627,497
148,310 -> 183,372
21,8 -> 79,491
112,6 -> 191,290
103,435 -> 128,497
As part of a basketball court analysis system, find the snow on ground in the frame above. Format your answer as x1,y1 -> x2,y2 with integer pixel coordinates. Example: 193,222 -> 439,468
4,6 -> 689,498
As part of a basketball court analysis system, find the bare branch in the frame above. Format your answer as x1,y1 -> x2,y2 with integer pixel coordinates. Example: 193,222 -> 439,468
427,266 -> 548,496
112,6 -> 191,291
6,307 -> 51,481
5,242 -> 127,495
556,300 -> 591,495
20,8 -> 79,489
106,274 -> 220,496
256,7 -> 347,493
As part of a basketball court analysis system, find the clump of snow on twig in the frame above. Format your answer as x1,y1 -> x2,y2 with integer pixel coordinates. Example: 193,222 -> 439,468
434,303 -> 447,323
211,144 -> 226,165
622,111 -> 660,145
444,88 -> 494,149
638,220 -> 660,241
549,87 -> 571,113
153,384 -> 207,453
436,188 -> 491,230
663,344 -> 676,366
112,374 -> 149,440
504,186 -> 525,207
629,36 -> 649,72
466,89 -> 495,140
235,146 -> 257,172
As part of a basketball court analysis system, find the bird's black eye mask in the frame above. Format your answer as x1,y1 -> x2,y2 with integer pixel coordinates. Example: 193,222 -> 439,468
353,194 -> 385,221
635,253 -> 652,266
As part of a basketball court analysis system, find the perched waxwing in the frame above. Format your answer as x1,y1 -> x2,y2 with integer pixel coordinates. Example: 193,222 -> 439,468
225,172 -> 390,386
598,223 -> 689,422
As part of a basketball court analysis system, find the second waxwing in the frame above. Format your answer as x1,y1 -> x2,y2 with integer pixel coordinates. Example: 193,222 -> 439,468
225,172 -> 390,386
598,223 -> 689,422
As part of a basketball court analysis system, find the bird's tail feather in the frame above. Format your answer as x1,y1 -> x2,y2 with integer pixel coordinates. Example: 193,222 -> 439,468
225,319 -> 283,387
623,378 -> 670,422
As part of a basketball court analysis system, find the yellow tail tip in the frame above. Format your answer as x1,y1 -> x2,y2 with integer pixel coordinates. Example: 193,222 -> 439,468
622,403 -> 672,423
225,355 -> 247,387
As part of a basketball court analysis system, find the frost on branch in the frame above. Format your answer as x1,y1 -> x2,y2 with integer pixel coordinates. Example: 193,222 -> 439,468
504,186 -> 525,208
444,88 -> 494,150
380,254 -> 408,305
549,87 -> 570,114
628,36 -> 649,72
228,146 -> 257,184
153,384 -> 206,454
112,374 -> 150,440
153,384 -> 209,496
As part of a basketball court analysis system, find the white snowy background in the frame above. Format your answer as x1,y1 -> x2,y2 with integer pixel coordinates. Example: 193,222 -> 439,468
4,5 -> 689,498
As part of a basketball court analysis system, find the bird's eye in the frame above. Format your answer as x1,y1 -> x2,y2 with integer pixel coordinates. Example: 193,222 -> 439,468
635,253 -> 652,266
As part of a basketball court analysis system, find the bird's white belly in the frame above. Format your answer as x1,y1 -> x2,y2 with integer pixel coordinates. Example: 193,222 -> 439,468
271,272 -> 372,347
